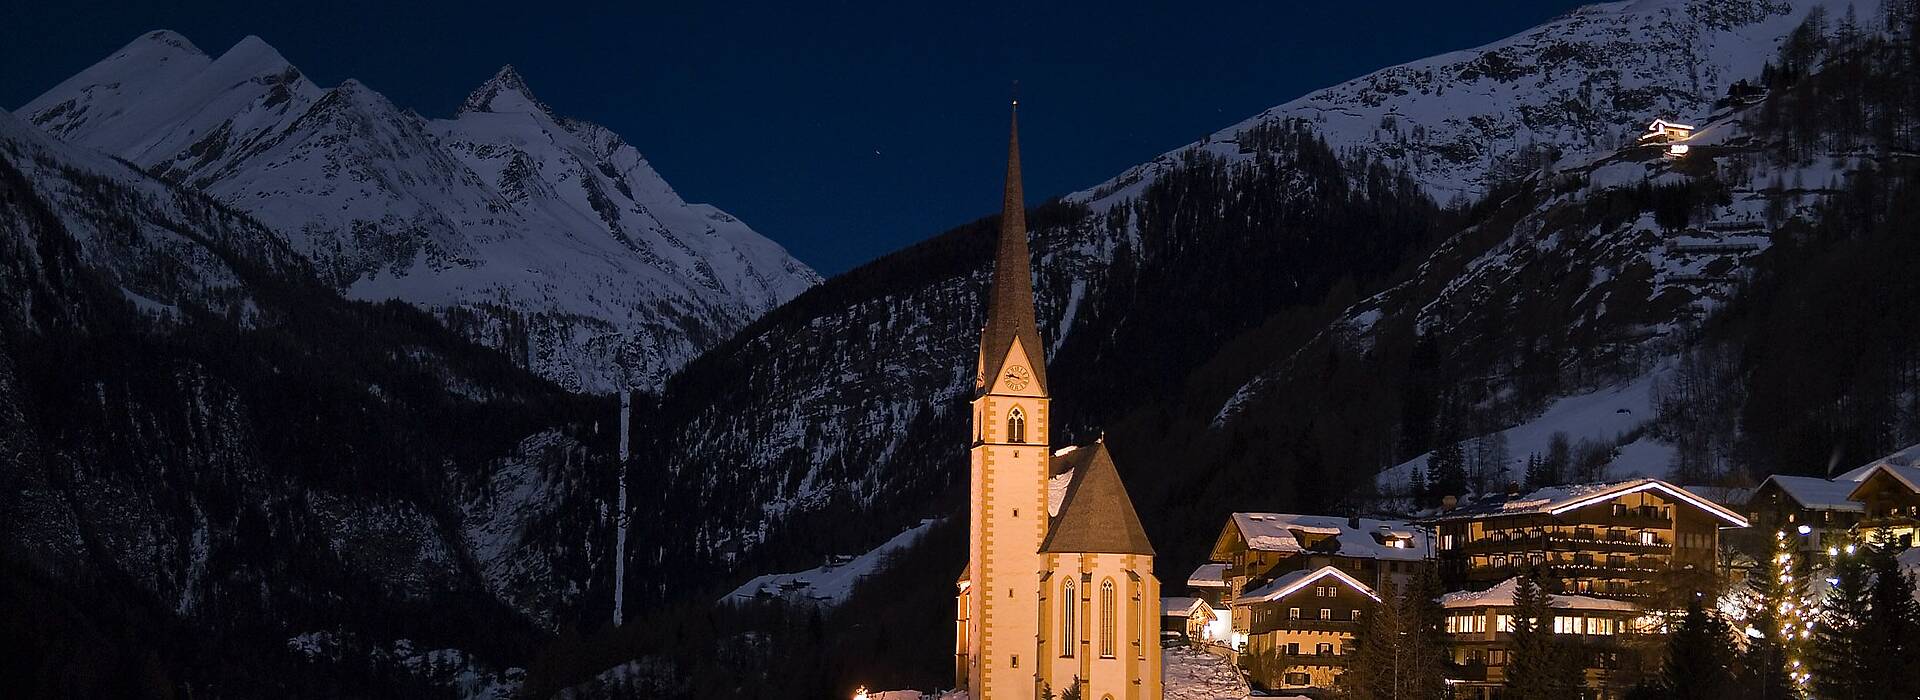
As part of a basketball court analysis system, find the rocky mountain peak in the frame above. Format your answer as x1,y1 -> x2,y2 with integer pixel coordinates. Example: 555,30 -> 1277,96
458,64 -> 551,117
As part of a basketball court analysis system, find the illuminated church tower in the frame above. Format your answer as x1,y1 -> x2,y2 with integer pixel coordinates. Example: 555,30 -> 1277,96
956,101 -> 1161,700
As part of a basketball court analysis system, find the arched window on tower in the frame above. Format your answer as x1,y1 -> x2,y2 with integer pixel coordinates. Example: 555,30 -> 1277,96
1062,579 -> 1077,657
1100,579 -> 1117,657
1007,407 -> 1026,443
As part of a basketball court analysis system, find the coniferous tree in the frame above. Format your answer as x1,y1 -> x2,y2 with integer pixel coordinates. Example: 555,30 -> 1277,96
1505,573 -> 1582,699
1644,594 -> 1738,700
1337,571 -> 1448,700
1338,579 -> 1404,700
1402,565 -> 1452,699
1811,542 -> 1871,700
1739,530 -> 1806,700
1428,439 -> 1467,502
1856,538 -> 1920,697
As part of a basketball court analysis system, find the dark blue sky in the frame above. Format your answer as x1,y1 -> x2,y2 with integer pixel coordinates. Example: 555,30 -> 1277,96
5,0 -> 1591,275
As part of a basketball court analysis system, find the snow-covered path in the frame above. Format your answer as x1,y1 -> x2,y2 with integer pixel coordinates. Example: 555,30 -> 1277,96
1162,645 -> 1253,700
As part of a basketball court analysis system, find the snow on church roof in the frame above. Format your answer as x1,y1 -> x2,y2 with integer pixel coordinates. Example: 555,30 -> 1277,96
1440,577 -> 1638,613
1229,513 -> 1429,561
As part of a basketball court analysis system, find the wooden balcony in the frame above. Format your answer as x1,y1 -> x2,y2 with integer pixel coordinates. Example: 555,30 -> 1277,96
1457,533 -> 1671,555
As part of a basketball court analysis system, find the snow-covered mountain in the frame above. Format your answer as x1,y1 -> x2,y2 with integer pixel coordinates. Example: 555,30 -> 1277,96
637,0 -> 1898,593
19,31 -> 819,392
1076,0 -> 1853,209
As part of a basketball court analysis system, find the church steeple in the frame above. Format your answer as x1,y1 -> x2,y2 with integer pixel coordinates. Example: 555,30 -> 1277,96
978,99 -> 1049,396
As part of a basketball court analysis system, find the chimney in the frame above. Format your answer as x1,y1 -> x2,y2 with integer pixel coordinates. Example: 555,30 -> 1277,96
1348,515 -> 1361,530
1506,481 -> 1522,498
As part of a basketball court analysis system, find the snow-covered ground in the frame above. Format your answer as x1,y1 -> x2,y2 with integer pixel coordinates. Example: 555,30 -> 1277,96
1378,370 -> 1678,492
720,519 -> 936,606
1163,646 -> 1255,700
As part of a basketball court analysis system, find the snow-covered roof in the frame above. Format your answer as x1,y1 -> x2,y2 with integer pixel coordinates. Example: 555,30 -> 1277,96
1759,475 -> 1864,512
1187,563 -> 1229,588
1440,578 -> 1639,613
1163,596 -> 1218,618
1834,443 -> 1920,481
1228,513 -> 1429,561
1425,478 -> 1748,527
1239,566 -> 1381,604
1047,469 -> 1074,517
1847,462 -> 1920,500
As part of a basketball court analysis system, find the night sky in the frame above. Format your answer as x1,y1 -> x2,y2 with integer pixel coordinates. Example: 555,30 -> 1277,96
5,1 -> 1592,275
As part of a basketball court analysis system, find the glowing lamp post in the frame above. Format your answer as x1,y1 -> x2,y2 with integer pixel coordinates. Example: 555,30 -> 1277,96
853,686 -> 870,700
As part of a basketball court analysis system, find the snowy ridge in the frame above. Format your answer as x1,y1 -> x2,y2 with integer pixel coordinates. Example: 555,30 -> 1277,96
20,33 -> 820,392
1070,0 -> 1866,209
720,518 -> 937,606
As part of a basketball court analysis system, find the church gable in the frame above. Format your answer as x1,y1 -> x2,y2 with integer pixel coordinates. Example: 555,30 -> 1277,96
985,335 -> 1044,396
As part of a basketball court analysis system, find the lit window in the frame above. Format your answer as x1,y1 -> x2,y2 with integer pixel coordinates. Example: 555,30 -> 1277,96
1007,407 -> 1026,443
1319,608 -> 1331,620
1289,607 -> 1301,620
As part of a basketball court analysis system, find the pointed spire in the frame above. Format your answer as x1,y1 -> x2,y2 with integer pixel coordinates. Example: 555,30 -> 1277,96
978,97 -> 1049,395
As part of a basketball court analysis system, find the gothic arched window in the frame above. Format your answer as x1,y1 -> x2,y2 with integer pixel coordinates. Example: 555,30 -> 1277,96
1062,579 -> 1077,657
1007,407 -> 1026,443
1100,579 -> 1117,657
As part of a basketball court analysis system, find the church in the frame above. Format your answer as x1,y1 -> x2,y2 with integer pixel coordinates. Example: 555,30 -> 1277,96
954,103 -> 1163,700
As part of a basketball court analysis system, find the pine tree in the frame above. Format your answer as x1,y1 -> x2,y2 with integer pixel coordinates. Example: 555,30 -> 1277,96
1401,565 -> 1451,699
1739,529 -> 1806,700
1856,538 -> 1920,697
1429,440 -> 1467,502
1811,541 -> 1871,700
1505,573 -> 1583,699
1646,594 -> 1738,699
1338,579 -> 1403,700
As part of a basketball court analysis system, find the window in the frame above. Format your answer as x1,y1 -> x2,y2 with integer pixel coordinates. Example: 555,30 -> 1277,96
1288,607 -> 1301,620
1497,614 -> 1515,632
1489,649 -> 1507,666
1316,642 -> 1334,655
1639,531 -> 1656,545
1099,579 -> 1116,657
1285,672 -> 1311,686
1011,654 -> 1018,668
1319,608 -> 1332,621
1007,407 -> 1026,443
1351,608 -> 1363,621
1062,580 -> 1077,656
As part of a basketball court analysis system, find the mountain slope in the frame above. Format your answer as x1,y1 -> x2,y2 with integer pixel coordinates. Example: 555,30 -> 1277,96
0,107 -> 624,695
19,33 -> 819,392
1075,0 -> 1858,209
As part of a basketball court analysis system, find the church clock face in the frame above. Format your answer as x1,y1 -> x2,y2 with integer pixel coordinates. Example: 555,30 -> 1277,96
1003,365 -> 1031,391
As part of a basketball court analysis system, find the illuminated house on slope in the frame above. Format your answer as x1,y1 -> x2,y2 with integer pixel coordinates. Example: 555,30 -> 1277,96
1423,479 -> 1748,601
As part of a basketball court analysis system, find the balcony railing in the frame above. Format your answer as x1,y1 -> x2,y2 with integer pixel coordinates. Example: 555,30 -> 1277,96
1457,533 -> 1671,555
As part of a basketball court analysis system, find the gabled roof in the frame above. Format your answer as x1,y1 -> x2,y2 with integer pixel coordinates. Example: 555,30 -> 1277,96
1836,443 -> 1920,481
1163,596 -> 1218,618
1041,442 -> 1154,555
1847,462 -> 1920,501
1423,478 -> 1748,527
1187,563 -> 1229,588
1757,475 -> 1865,512
1440,577 -> 1638,613
977,103 -> 1048,396
1226,513 -> 1430,561
1240,565 -> 1381,604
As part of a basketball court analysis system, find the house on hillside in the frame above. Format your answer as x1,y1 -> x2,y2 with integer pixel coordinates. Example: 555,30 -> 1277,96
1845,462 -> 1920,548
1423,479 -> 1748,601
1236,566 -> 1379,693
1638,118 -> 1695,143
1744,474 -> 1864,555
1442,578 -> 1647,700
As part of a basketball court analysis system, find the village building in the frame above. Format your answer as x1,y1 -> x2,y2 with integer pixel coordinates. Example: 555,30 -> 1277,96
1638,118 -> 1695,143
1423,479 -> 1748,601
1844,460 -> 1920,548
1235,566 -> 1379,692
1744,474 -> 1864,555
1201,513 -> 1430,618
1160,596 -> 1230,647
1441,578 -> 1646,700
954,103 -> 1162,700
